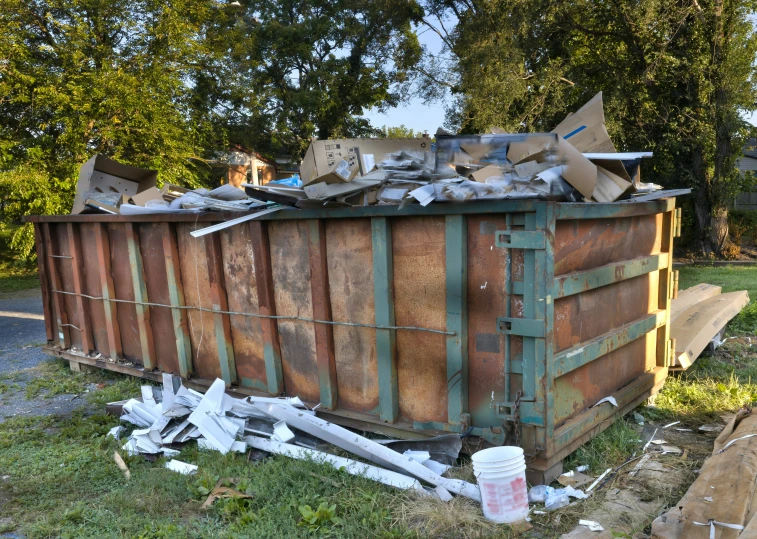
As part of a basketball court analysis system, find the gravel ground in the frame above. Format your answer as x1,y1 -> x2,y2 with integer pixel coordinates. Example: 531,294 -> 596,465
0,289 -> 91,423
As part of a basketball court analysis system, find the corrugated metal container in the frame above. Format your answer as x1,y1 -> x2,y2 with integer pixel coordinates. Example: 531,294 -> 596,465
27,198 -> 680,482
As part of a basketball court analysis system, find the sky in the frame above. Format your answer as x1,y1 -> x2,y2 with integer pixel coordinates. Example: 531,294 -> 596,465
362,25 -> 449,135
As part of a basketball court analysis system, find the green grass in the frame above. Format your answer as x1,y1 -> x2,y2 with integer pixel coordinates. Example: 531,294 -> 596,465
0,225 -> 39,293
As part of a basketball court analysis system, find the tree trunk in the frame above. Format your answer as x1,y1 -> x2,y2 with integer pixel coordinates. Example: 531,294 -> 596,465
694,183 -> 729,256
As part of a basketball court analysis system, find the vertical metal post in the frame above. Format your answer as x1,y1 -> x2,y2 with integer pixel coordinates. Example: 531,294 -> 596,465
204,232 -> 237,385
124,223 -> 155,370
249,220 -> 284,395
371,217 -> 398,423
161,223 -> 192,378
94,224 -> 122,360
657,210 -> 675,367
67,223 -> 94,353
445,215 -> 468,425
539,203 -> 555,442
522,213 -> 537,400
43,224 -> 71,348
307,219 -> 338,410
504,213 -> 512,403
33,223 -> 54,342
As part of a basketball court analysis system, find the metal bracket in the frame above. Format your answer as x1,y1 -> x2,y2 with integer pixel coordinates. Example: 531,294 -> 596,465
497,317 -> 545,338
673,207 -> 682,238
494,230 -> 546,249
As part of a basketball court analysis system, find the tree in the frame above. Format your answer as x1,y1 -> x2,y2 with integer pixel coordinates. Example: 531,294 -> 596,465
380,124 -> 422,138
419,0 -> 757,255
210,0 -> 425,160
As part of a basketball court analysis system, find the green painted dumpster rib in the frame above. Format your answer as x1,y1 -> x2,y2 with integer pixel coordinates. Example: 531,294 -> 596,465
161,223 -> 192,378
552,254 -> 669,299
125,223 -> 155,370
553,199 -> 674,220
445,215 -> 468,425
553,310 -> 666,378
371,217 -> 398,423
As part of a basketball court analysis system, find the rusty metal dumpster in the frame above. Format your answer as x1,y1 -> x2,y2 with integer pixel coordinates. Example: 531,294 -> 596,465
26,197 -> 680,482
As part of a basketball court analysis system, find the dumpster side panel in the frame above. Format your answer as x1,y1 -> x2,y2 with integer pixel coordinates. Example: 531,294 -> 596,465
466,215 -> 508,426
107,223 -> 143,364
553,214 -> 662,275
139,223 -> 181,374
269,220 -> 320,403
392,216 -> 448,424
176,223 -> 223,380
53,225 -> 84,350
79,224 -> 109,352
325,219 -> 379,414
220,224 -> 267,391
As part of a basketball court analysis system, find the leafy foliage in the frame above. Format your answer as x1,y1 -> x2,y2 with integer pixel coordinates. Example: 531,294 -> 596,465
297,501 -> 341,531
420,0 -> 757,255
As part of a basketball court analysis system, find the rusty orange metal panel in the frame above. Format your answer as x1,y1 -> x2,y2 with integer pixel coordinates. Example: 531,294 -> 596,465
466,215 -> 507,425
220,223 -> 267,389
392,216 -> 447,424
269,220 -> 320,404
176,223 -> 222,380
33,223 -> 55,342
554,215 -> 662,276
79,223 -> 110,353
325,219 -> 379,414
138,223 -> 181,375
553,273 -> 658,354
53,224 -> 84,350
107,223 -> 143,364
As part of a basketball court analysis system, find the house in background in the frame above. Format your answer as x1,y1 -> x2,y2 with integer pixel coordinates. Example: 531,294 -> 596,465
734,139 -> 757,210
210,144 -> 292,188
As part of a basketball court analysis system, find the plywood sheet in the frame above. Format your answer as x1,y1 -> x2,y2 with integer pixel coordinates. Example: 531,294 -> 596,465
672,290 -> 749,369
670,283 -> 722,324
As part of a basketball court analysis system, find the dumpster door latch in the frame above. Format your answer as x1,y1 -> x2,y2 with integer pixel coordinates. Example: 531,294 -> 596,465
497,317 -> 545,338
494,230 -> 546,249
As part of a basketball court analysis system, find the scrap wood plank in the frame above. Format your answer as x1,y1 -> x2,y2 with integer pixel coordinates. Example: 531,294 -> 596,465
671,290 -> 749,369
670,283 -> 722,324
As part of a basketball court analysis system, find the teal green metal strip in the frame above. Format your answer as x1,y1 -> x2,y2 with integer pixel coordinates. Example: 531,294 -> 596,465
553,200 -> 672,220
521,212 -> 537,403
371,217 -> 398,423
445,215 -> 468,426
552,254 -> 666,299
541,203 -> 556,443
553,311 -> 666,378
162,224 -> 192,378
125,224 -> 155,370
239,376 -> 270,393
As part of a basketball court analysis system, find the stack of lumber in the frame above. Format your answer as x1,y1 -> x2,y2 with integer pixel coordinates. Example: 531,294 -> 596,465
669,284 -> 749,370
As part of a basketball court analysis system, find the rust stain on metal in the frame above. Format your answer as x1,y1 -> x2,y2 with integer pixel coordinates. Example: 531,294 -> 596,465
466,215 -> 507,424
138,223 -> 180,374
106,224 -> 143,363
392,216 -> 447,423
325,219 -> 379,413
553,274 -> 656,353
269,220 -> 320,403
176,223 -> 222,380
54,224 -> 84,350
554,214 -> 662,276
220,224 -> 266,386
79,223 -> 110,352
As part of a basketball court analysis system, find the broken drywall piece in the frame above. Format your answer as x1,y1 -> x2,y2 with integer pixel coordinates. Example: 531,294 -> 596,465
433,486 -> 454,502
272,421 -> 295,443
165,459 -> 198,475
246,436 -> 428,495
558,470 -> 594,488
592,396 -> 618,408
422,459 -> 451,476
251,402 -> 481,501
107,426 -> 125,440
403,450 -> 431,463
578,519 -> 604,532
629,453 -> 651,477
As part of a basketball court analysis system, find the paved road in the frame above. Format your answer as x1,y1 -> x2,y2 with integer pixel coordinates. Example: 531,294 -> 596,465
0,289 -> 48,373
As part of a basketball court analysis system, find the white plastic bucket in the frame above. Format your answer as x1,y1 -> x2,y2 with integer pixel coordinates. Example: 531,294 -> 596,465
472,447 -> 529,523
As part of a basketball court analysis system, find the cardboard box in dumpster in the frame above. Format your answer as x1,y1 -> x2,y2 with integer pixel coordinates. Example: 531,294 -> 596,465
299,138 -> 430,186
72,155 -> 158,214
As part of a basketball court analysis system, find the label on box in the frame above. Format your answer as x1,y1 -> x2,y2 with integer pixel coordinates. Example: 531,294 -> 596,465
334,159 -> 352,181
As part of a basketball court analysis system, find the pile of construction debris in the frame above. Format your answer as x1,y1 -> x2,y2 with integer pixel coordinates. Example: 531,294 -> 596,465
73,93 -> 687,219
110,374 -> 479,503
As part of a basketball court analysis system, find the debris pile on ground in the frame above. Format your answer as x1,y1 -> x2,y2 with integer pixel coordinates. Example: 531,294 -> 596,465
670,284 -> 749,370
110,374 -> 480,503
650,407 -> 757,538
